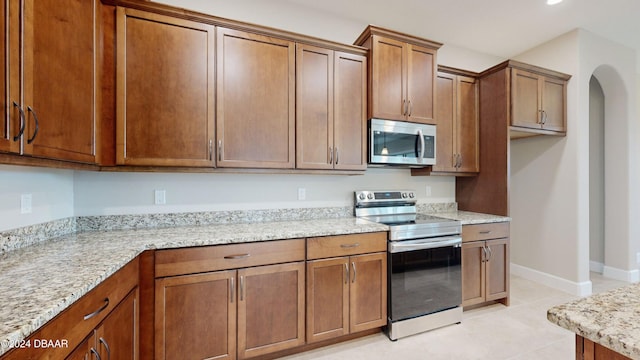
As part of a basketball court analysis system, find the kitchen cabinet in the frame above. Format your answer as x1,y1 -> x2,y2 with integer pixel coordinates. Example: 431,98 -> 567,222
512,67 -> 568,135
576,335 -> 633,360
0,0 -> 98,163
116,8 -> 215,167
217,27 -> 295,169
0,258 -> 139,360
296,44 -> 367,170
306,233 -> 387,343
154,239 -> 306,360
355,25 -> 441,125
461,223 -> 510,307
431,68 -> 479,174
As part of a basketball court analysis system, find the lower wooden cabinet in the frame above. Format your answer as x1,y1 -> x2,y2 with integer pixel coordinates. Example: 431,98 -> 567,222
461,223 -> 510,307
306,233 -> 387,343
155,261 -> 305,360
576,335 -> 632,360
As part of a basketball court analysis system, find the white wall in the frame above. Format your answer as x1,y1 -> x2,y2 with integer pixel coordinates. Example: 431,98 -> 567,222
0,165 -> 74,231
589,76 -> 605,270
510,29 -> 639,294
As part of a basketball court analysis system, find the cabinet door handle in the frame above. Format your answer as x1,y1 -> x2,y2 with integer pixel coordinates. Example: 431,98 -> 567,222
209,139 -> 213,161
458,154 -> 463,168
218,140 -> 223,161
240,275 -> 245,301
340,243 -> 360,249
486,246 -> 493,262
335,147 -> 339,165
90,348 -> 101,360
99,337 -> 111,360
26,106 -> 39,144
84,298 -> 109,320
402,99 -> 407,115
408,100 -> 413,117
351,262 -> 356,283
329,146 -> 333,164
12,102 -> 25,141
230,276 -> 235,303
542,110 -> 548,125
481,246 -> 487,263
224,254 -> 250,260
344,263 -> 349,284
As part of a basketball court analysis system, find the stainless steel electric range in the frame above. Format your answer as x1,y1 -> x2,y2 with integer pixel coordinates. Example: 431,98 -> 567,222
355,190 -> 463,340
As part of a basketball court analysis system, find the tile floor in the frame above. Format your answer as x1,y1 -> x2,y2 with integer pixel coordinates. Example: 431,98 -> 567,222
282,273 -> 629,360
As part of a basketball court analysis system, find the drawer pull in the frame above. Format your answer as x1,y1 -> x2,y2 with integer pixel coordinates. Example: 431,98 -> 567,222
340,243 -> 360,249
224,254 -> 250,260
479,230 -> 492,235
84,298 -> 109,321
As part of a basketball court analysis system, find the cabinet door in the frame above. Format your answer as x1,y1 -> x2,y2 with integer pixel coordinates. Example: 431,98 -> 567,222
155,271 -> 236,360
485,238 -> 509,301
117,8 -> 215,167
334,51 -> 367,170
462,241 -> 486,307
370,35 -> 406,121
65,333 -> 96,360
433,72 -> 456,172
217,27 -> 295,169
0,0 -> 17,154
511,68 -> 541,129
96,289 -> 138,360
306,257 -> 349,343
22,0 -> 97,163
456,75 -> 479,173
238,262 -> 305,359
296,44 -> 334,170
406,44 -> 436,124
541,76 -> 566,132
349,253 -> 387,333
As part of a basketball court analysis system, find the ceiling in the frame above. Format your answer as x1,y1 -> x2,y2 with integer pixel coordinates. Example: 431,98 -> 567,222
281,0 -> 640,68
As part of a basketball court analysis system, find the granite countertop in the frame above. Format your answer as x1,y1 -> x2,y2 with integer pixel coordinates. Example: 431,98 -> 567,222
0,208 -> 510,356
548,283 -> 640,359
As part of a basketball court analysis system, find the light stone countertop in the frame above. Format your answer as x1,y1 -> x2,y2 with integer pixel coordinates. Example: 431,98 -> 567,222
0,209 -> 510,356
548,283 -> 640,360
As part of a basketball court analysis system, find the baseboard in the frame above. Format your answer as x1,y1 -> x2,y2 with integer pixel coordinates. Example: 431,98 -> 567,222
590,261 -> 604,273
511,263 -> 592,297
603,266 -> 640,283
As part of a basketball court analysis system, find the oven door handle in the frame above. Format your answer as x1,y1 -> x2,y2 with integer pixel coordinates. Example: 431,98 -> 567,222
389,236 -> 462,253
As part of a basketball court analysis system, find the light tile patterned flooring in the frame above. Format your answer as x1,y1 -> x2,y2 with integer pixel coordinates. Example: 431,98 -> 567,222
282,273 -> 629,360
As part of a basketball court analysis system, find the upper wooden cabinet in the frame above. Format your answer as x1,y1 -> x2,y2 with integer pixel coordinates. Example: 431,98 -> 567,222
116,8 -> 215,166
0,0 -> 98,163
296,44 -> 367,170
217,27 -> 295,169
506,61 -> 571,138
355,26 -> 441,125
432,68 -> 479,174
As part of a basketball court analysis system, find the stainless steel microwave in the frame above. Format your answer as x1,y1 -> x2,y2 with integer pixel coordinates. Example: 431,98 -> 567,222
368,119 -> 436,167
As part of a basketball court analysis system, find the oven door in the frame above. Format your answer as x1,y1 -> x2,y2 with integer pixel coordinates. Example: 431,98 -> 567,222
369,119 -> 435,166
388,236 -> 462,322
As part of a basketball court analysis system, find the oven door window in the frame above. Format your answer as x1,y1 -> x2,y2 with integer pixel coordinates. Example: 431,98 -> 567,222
389,245 -> 461,322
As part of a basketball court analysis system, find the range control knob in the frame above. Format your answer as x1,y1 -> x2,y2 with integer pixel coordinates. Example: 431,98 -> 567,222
409,192 -> 415,198
358,193 -> 366,200
402,192 -> 408,198
367,193 -> 374,200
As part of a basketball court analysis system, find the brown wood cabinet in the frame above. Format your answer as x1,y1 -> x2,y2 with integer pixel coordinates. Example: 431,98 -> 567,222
0,0 -> 98,163
217,27 -> 295,169
296,44 -> 367,170
306,233 -> 387,343
461,223 -> 510,307
512,67 -> 568,135
116,8 -> 215,166
1,258 -> 139,360
432,68 -> 479,174
576,335 -> 632,360
155,240 -> 306,360
355,26 -> 441,125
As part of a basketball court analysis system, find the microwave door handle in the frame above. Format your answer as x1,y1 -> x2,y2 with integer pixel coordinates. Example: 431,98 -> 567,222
417,129 -> 425,162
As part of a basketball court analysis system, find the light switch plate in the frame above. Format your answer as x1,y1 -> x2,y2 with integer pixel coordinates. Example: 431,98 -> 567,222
21,194 -> 32,214
154,190 -> 166,205
298,188 -> 306,201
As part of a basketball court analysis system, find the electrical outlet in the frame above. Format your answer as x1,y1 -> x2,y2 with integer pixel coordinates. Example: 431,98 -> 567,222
21,194 -> 32,214
154,190 -> 166,205
425,186 -> 432,197
298,188 -> 306,201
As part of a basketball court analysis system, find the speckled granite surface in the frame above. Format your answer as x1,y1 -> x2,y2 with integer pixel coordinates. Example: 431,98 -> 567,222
548,283 -> 640,360
0,217 -> 386,356
432,210 -> 511,225
0,217 -> 77,256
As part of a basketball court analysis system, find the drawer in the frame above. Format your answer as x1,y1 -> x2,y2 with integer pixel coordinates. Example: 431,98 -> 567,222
1,258 -> 139,360
155,239 -> 306,277
462,222 -> 510,242
307,232 -> 387,260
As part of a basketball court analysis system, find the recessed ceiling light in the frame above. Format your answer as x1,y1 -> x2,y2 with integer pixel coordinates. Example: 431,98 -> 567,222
547,0 -> 563,4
